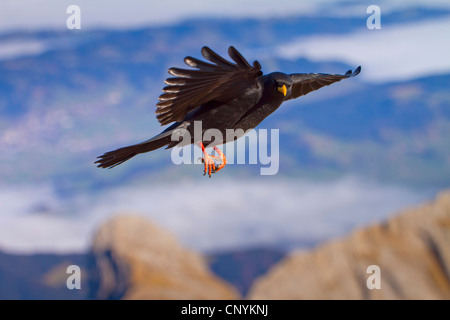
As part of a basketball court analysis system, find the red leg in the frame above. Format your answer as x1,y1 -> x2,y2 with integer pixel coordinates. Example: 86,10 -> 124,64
199,142 -> 216,178
212,147 -> 227,173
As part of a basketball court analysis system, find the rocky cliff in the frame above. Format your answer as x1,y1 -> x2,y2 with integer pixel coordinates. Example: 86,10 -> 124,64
89,214 -> 239,300
248,191 -> 450,299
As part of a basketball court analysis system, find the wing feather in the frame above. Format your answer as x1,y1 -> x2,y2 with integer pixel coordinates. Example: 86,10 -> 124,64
287,66 -> 361,100
155,46 -> 263,125
228,46 -> 252,69
201,47 -> 236,69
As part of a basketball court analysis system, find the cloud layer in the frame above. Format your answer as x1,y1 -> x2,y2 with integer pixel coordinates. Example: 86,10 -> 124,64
1,0 -> 449,32
0,177 -> 431,254
277,17 -> 450,82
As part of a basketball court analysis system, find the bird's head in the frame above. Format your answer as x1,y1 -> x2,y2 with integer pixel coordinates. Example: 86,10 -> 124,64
267,72 -> 293,99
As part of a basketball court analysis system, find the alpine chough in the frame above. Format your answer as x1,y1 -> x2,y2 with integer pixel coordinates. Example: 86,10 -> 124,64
96,46 -> 361,177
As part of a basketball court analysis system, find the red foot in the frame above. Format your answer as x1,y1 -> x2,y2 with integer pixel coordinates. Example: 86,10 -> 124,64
200,142 -> 215,178
212,147 -> 227,173
199,143 -> 227,178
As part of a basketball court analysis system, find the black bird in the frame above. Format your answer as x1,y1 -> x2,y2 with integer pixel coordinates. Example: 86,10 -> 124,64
96,46 -> 360,177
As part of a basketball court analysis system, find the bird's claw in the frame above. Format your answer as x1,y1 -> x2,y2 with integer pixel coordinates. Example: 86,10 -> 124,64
212,147 -> 227,173
199,144 -> 227,178
199,156 -> 224,177
200,154 -> 217,178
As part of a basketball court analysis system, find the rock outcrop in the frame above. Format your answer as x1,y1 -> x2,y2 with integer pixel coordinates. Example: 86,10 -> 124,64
87,192 -> 450,300
89,214 -> 239,300
248,191 -> 450,299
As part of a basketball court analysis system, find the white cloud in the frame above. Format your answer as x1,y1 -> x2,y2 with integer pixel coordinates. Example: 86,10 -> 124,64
1,0 -> 449,33
277,17 -> 450,82
0,40 -> 48,60
0,0 -> 326,33
0,177 -> 431,254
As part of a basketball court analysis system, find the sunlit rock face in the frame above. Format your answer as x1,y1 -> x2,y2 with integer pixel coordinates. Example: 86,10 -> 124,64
248,191 -> 450,300
89,214 -> 239,300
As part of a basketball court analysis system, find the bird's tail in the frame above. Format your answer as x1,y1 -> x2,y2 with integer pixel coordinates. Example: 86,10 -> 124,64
95,133 -> 172,169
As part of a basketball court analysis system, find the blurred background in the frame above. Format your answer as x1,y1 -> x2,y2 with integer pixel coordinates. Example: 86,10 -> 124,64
0,0 -> 449,299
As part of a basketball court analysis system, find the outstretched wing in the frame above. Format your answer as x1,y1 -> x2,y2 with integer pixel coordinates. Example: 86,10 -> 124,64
156,46 -> 263,125
286,66 -> 361,100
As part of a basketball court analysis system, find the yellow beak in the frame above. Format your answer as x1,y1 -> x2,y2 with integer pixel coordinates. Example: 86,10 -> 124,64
277,84 -> 287,96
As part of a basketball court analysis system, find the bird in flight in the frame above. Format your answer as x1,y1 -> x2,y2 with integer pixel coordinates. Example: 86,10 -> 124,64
96,46 -> 360,177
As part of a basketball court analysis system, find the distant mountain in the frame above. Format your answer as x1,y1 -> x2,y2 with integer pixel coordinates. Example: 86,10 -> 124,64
0,237 -> 285,299
1,8 -> 449,191
207,248 -> 286,296
0,251 -> 87,300
271,72 -> 450,187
